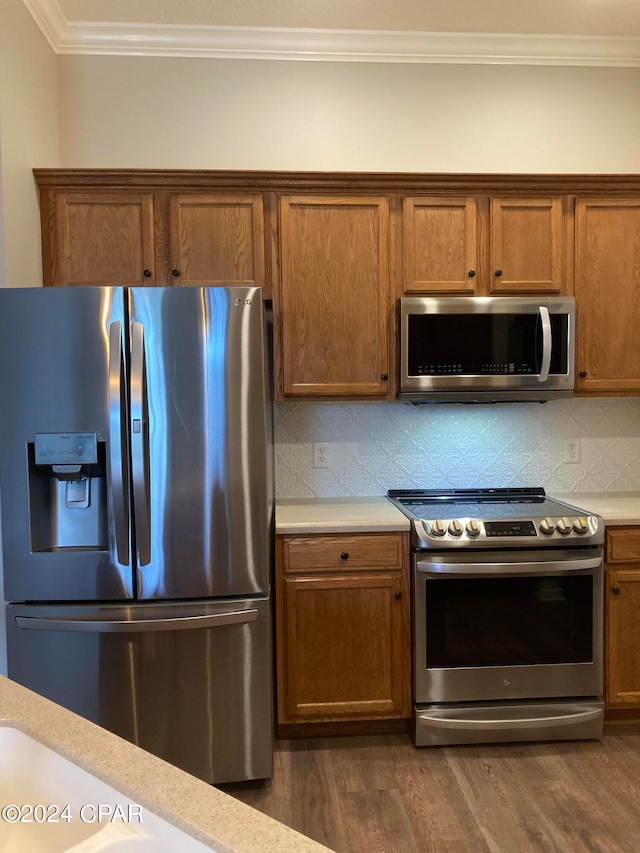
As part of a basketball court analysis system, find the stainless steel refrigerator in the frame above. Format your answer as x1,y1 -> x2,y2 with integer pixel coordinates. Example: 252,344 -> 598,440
0,285 -> 273,784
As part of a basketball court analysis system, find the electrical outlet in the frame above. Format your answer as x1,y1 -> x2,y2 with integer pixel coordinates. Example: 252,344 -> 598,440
565,439 -> 581,464
313,442 -> 330,468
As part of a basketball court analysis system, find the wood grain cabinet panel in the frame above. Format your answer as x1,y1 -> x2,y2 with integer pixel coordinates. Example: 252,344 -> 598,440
490,197 -> 565,293
402,195 -> 567,296
284,533 -> 403,573
276,532 -> 411,727
52,192 -> 156,286
169,194 -> 265,288
605,527 -> 640,705
278,196 -> 391,398
575,199 -> 640,394
403,197 -> 479,293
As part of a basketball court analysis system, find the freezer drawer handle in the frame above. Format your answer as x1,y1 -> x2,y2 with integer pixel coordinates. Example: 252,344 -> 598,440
15,609 -> 259,634
416,708 -> 602,731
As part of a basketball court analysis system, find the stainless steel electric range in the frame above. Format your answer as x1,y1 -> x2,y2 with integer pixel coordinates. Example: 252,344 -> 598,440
387,488 -> 605,747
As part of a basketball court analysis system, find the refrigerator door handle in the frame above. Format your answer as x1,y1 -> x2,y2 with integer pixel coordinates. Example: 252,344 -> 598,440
108,321 -> 129,565
130,320 -> 151,566
15,609 -> 259,634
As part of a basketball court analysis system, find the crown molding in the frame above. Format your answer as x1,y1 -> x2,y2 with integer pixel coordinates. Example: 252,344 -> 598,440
23,0 -> 640,66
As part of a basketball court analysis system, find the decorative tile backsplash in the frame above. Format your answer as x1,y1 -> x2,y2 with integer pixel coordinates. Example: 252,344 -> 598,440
274,398 -> 640,498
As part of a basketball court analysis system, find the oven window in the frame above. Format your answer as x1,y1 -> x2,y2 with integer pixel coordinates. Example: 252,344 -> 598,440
407,313 -> 569,376
425,575 -> 593,668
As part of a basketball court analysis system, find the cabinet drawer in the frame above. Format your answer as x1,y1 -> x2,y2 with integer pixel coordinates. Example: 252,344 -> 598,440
283,534 -> 403,573
606,528 -> 640,564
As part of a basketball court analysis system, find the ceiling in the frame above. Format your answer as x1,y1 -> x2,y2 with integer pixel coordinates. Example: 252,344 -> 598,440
23,0 -> 640,65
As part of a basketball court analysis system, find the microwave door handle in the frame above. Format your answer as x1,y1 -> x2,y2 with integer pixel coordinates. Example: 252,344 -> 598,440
108,321 -> 129,565
130,320 -> 151,567
538,305 -> 552,383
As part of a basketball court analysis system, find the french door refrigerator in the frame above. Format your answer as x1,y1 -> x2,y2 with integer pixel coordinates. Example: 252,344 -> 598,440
0,285 -> 273,784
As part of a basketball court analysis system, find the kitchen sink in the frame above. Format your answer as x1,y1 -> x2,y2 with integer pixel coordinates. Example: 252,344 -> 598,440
0,726 -> 216,852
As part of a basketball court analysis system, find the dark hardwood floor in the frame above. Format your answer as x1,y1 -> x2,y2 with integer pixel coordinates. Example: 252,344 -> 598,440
222,725 -> 640,852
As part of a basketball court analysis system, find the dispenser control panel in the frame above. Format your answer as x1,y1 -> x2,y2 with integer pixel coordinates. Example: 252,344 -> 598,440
34,433 -> 98,465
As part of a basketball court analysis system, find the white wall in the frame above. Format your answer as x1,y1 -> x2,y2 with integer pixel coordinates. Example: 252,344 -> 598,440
0,0 -> 59,288
0,0 -> 59,676
58,57 -> 640,172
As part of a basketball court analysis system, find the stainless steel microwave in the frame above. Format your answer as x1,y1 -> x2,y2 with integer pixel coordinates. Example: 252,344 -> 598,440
399,296 -> 575,403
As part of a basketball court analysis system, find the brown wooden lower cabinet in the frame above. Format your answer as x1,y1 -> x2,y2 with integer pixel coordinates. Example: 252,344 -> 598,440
605,527 -> 640,706
275,532 -> 411,730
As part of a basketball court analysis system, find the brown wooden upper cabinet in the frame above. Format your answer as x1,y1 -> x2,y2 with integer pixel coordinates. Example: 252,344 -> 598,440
277,195 -> 391,398
575,198 -> 640,394
169,194 -> 265,288
40,185 -> 267,293
403,195 -> 566,295
52,192 -> 156,286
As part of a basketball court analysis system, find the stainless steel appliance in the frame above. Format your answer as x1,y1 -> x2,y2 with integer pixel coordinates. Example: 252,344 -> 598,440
0,286 -> 273,784
387,488 -> 604,746
398,296 -> 575,402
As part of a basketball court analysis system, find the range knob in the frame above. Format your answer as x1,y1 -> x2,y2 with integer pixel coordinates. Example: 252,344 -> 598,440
466,519 -> 481,537
556,517 -> 572,535
429,520 -> 447,537
573,517 -> 590,534
448,520 -> 463,537
539,517 -> 556,534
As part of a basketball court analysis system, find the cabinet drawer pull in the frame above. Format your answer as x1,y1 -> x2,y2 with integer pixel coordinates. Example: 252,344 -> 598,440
143,269 -> 152,278
340,552 -> 349,560
380,373 -> 389,381
468,270 -> 476,278
579,370 -> 587,378
172,268 -> 181,277
494,269 -> 503,277
611,586 -> 621,595
394,591 -> 403,600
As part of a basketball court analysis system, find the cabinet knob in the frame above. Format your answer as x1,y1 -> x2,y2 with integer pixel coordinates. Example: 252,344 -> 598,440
467,270 -> 476,278
579,370 -> 587,378
494,269 -> 503,277
611,587 -> 621,595
172,269 -> 181,277
394,591 -> 403,600
143,269 -> 152,278
380,373 -> 389,381
340,552 -> 349,560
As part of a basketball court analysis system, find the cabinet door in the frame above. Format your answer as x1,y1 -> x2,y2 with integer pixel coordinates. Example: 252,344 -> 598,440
490,198 -> 565,293
575,199 -> 640,393
403,197 -> 479,293
278,196 -> 390,397
606,569 -> 640,704
279,573 -> 409,723
605,527 -> 640,705
169,194 -> 265,290
54,193 -> 155,286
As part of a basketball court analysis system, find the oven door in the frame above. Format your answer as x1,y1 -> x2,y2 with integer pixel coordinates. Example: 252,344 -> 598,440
414,548 -> 603,705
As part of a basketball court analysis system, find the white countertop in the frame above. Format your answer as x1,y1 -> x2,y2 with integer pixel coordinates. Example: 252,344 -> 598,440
276,496 -> 410,534
276,493 -> 640,534
0,675 -> 331,853
552,492 -> 640,526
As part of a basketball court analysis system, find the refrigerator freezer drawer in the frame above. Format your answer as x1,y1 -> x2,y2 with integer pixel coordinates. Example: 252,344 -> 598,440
7,598 -> 273,785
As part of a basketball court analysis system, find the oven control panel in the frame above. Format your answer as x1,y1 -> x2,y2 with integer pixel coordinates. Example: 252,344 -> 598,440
412,514 -> 602,548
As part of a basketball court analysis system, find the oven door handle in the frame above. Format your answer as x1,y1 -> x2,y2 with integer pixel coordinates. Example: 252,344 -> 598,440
416,707 -> 602,731
417,556 -> 602,576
